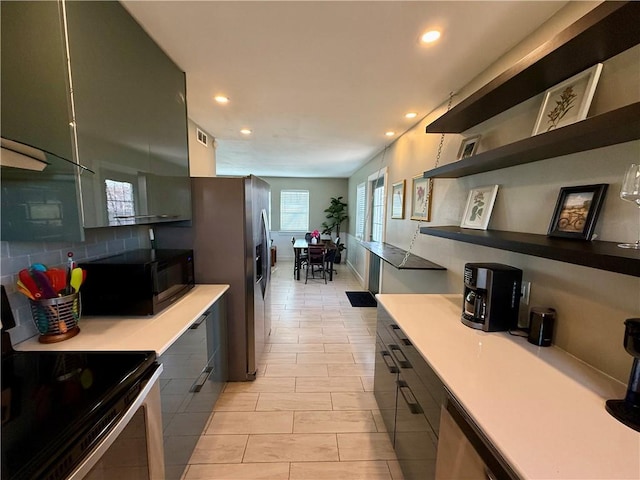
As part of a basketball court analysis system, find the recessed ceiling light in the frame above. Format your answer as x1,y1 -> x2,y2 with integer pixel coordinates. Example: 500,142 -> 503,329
421,30 -> 441,44
214,95 -> 229,104
240,128 -> 252,135
405,112 -> 418,119
385,131 -> 395,137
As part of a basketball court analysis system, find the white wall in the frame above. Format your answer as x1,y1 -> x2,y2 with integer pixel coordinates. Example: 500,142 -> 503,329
347,2 -> 640,382
262,176 -> 348,261
188,119 -> 216,177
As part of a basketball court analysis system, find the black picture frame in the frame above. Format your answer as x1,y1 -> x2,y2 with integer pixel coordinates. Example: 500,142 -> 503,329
547,184 -> 608,240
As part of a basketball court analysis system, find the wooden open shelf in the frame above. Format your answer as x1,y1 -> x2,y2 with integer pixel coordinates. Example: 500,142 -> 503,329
423,103 -> 640,178
419,226 -> 640,277
425,1 -> 640,134
360,241 -> 445,271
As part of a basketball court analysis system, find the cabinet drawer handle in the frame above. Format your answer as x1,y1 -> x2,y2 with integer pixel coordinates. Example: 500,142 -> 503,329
190,366 -> 213,392
390,324 -> 412,346
190,310 -> 211,329
389,344 -> 412,369
380,350 -> 399,373
397,380 -> 423,414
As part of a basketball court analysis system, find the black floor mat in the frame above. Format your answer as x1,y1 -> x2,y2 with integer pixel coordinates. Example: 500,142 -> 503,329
345,291 -> 377,307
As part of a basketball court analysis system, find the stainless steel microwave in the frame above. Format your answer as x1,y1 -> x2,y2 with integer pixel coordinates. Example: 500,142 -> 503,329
79,249 -> 194,316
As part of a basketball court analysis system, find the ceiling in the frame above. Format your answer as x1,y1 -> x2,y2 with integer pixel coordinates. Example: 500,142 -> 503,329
122,1 -> 566,178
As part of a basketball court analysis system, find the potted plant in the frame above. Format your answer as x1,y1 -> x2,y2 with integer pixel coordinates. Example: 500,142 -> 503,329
321,196 -> 348,263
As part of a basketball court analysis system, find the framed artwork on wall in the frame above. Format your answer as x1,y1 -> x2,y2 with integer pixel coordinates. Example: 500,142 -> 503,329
460,185 -> 499,230
532,63 -> 602,135
391,180 -> 405,219
457,135 -> 481,160
410,175 -> 433,221
547,183 -> 608,240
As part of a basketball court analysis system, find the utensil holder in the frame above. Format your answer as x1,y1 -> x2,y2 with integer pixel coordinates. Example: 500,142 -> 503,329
29,292 -> 81,343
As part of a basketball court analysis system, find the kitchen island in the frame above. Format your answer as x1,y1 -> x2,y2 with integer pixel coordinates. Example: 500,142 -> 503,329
15,284 -> 228,354
376,293 -> 639,480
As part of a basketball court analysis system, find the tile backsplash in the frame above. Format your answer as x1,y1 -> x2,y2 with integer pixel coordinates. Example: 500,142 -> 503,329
1,225 -> 150,344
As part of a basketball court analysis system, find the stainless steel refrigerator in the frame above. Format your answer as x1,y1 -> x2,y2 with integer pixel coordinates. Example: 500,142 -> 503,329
156,175 -> 271,381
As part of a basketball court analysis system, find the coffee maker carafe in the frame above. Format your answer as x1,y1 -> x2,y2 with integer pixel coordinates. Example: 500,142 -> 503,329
462,263 -> 522,332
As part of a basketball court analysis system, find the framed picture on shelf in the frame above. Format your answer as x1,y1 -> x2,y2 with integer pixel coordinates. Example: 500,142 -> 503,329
410,175 -> 433,221
547,183 -> 608,240
391,180 -> 405,219
457,135 -> 481,160
532,63 -> 602,136
460,185 -> 499,230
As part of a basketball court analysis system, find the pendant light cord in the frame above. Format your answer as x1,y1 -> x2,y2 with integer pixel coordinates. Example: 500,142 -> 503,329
398,92 -> 454,268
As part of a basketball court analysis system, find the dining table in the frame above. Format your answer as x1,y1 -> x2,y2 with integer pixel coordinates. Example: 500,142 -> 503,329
293,239 -> 337,281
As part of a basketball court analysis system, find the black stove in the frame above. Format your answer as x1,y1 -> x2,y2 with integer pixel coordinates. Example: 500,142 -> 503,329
1,287 -> 158,480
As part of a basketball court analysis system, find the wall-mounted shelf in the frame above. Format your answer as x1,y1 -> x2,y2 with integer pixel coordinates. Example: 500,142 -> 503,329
360,241 -> 445,271
419,226 -> 640,278
423,103 -> 640,179
425,1 -> 640,134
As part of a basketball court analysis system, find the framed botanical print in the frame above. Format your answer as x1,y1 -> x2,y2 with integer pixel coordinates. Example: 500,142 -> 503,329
410,175 -> 433,221
532,63 -> 602,135
391,180 -> 405,219
460,185 -> 499,230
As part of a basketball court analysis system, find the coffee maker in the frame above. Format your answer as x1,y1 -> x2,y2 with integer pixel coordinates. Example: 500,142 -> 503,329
606,318 -> 640,432
462,263 -> 522,332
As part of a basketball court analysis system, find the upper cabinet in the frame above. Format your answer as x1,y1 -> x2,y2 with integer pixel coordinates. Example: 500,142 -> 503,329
0,0 -> 191,240
65,1 -> 191,228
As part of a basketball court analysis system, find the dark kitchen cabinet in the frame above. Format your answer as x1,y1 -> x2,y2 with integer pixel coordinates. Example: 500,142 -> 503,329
159,294 -> 227,480
0,1 -> 86,242
0,1 -> 191,241
65,1 -> 191,228
374,307 -> 446,480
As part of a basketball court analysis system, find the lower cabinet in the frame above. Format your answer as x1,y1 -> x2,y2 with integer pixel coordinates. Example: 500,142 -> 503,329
158,295 -> 227,480
374,308 -> 445,480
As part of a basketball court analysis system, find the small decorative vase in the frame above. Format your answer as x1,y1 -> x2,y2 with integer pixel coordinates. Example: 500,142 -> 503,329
311,237 -> 318,244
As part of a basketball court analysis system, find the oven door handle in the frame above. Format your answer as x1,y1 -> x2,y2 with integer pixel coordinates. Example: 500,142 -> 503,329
67,364 -> 165,480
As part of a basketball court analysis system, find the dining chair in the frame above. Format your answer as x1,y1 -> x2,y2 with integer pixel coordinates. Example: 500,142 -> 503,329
291,237 -> 308,278
305,245 -> 326,284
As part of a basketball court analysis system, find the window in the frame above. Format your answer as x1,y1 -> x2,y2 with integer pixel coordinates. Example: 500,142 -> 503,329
280,190 -> 309,231
371,178 -> 384,242
356,182 -> 365,240
105,179 -> 135,223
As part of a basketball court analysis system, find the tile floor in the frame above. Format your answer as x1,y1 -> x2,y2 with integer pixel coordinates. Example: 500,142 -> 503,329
180,260 -> 404,480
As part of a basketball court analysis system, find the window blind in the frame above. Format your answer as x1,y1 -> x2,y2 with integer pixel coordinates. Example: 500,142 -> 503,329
280,190 -> 309,231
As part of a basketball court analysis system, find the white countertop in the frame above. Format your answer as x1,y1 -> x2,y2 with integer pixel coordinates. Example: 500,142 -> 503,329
16,285 -> 229,355
376,294 -> 640,480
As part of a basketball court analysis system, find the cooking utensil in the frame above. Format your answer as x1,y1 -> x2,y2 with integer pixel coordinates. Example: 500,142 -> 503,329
45,268 -> 67,295
16,282 -> 36,300
18,269 -> 41,299
66,252 -> 75,294
31,270 -> 58,299
70,268 -> 84,293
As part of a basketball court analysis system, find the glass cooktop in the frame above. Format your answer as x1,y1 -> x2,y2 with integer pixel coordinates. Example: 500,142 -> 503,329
1,350 -> 157,480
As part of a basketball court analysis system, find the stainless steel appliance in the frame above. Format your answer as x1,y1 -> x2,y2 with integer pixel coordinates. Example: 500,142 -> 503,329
435,395 -> 517,480
1,286 -> 164,480
79,249 -> 195,316
462,263 -> 522,332
156,175 -> 271,381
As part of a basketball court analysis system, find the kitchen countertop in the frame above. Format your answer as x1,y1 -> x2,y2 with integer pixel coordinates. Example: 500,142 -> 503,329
376,293 -> 639,480
15,284 -> 229,355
